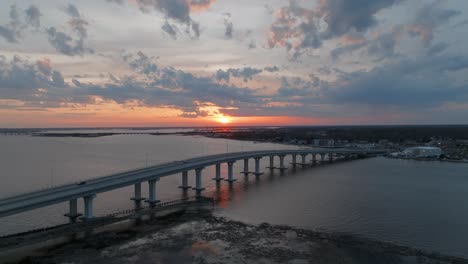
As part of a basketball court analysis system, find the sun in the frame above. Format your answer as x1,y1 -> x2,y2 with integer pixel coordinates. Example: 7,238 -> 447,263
217,116 -> 231,124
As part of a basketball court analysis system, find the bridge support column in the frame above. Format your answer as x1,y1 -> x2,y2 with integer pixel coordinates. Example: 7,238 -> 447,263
225,161 -> 237,182
254,157 -> 264,176
312,154 -> 317,163
267,155 -> 275,169
131,183 -> 145,201
146,178 -> 160,205
300,154 -> 307,166
329,153 -> 333,162
179,171 -> 191,189
83,194 -> 96,220
291,154 -> 297,168
241,158 -> 250,174
212,163 -> 224,181
278,155 -> 287,170
321,154 -> 325,163
64,198 -> 81,222
193,168 -> 206,193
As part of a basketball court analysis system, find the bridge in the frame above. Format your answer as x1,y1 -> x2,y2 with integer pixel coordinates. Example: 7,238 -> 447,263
0,149 -> 387,221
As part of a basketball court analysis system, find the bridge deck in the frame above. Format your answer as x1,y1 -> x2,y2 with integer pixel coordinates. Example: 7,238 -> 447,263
0,149 -> 386,218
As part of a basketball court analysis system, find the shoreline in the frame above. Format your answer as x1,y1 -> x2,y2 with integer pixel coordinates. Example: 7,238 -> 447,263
1,201 -> 467,264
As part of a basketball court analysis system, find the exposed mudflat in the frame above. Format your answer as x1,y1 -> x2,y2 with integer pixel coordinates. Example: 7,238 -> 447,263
10,208 -> 467,264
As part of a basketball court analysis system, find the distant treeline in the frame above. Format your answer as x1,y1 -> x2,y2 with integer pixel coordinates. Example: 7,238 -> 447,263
216,125 -> 468,143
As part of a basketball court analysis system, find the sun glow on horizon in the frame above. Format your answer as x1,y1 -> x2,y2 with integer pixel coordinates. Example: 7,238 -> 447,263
216,116 -> 232,124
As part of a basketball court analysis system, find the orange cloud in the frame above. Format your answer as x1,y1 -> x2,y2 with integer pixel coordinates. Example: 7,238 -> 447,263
187,0 -> 216,12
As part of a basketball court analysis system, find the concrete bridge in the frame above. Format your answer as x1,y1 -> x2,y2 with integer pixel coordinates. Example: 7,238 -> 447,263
0,149 -> 387,221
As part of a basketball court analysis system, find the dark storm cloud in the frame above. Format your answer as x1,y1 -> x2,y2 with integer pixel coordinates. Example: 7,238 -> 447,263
46,4 -> 93,56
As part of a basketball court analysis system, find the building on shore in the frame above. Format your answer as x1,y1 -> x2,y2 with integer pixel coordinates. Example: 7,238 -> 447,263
401,146 -> 442,158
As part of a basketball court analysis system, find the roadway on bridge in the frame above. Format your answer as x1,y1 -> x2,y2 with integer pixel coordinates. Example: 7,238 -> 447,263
0,149 -> 386,218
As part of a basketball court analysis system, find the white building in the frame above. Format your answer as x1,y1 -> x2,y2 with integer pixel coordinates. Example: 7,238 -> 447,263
402,146 -> 442,158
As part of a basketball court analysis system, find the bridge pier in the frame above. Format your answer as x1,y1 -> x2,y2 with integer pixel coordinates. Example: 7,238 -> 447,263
64,198 -> 81,222
225,161 -> 237,182
291,154 -> 297,168
312,154 -> 317,163
321,154 -> 325,163
146,178 -> 160,205
278,155 -> 287,170
329,153 -> 333,162
178,171 -> 191,189
131,183 -> 145,201
241,158 -> 250,174
193,167 -> 206,193
267,155 -> 275,169
212,163 -> 224,181
83,194 -> 96,220
254,157 -> 264,176
298,154 -> 308,167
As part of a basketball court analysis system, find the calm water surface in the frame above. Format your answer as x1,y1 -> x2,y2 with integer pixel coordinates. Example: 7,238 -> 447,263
0,134 -> 467,257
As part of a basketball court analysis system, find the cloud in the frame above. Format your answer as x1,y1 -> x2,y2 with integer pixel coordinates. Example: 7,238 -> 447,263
0,4 -> 41,43
0,53 -> 263,116
273,54 -> 468,110
277,75 -> 320,97
267,0 -> 405,59
330,1 -> 461,61
214,67 -> 263,82
122,51 -> 159,75
131,0 -> 216,39
264,66 -> 280,72
106,0 -> 124,4
46,4 -> 93,56
319,0 -> 403,38
0,55 -> 71,108
162,20 -> 178,39
406,0 -> 461,45
36,58 -> 52,76
51,71 -> 65,87
267,1 -> 321,59
427,42 -> 448,56
188,0 -> 217,12
223,13 -> 233,39
248,40 -> 256,49
24,5 -> 41,28
327,55 -> 468,107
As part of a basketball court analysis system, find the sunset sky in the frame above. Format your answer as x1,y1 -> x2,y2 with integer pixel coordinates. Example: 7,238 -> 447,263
1,0 -> 467,127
